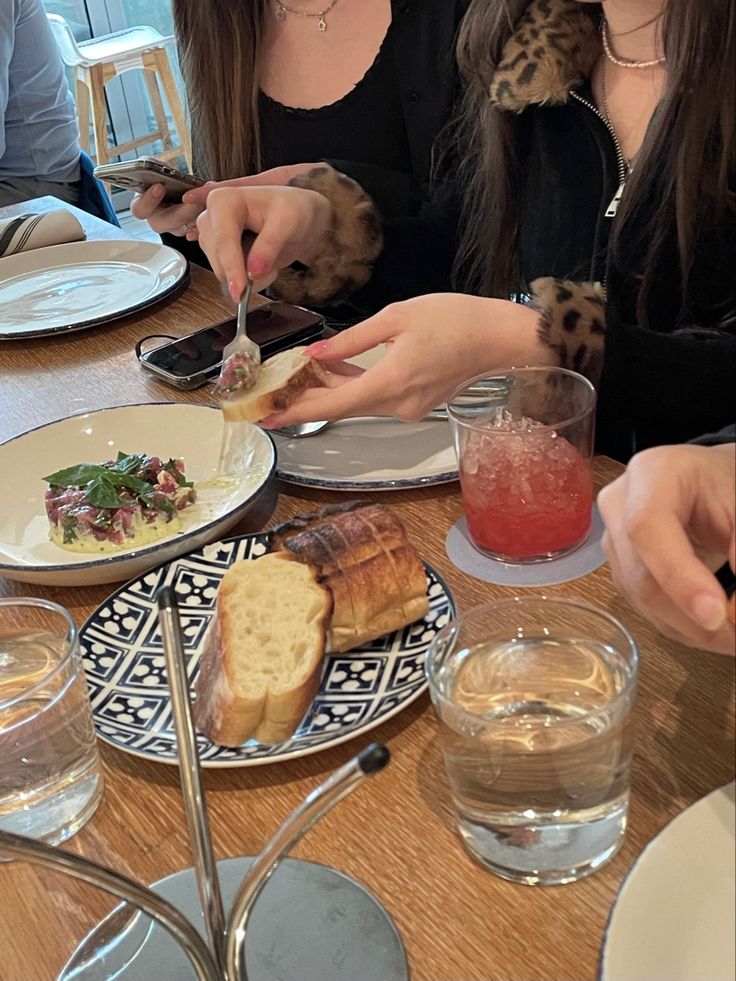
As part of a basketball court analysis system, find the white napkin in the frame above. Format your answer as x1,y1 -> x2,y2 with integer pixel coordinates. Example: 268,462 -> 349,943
0,209 -> 86,258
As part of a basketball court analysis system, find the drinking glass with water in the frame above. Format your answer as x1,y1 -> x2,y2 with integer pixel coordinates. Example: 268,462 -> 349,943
426,597 -> 638,885
0,598 -> 103,845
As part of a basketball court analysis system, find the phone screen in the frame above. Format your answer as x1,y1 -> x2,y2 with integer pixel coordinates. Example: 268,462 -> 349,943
139,305 -> 324,381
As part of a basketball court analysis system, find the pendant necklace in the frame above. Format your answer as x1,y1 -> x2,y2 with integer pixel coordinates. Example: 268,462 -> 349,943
274,0 -> 341,32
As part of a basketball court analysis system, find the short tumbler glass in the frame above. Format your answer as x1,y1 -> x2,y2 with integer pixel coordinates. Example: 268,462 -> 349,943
0,598 -> 103,845
426,597 -> 638,885
447,366 -> 596,562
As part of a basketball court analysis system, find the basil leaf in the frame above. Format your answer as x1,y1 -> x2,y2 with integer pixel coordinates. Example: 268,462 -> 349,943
84,475 -> 122,509
111,453 -> 147,475
43,463 -> 108,487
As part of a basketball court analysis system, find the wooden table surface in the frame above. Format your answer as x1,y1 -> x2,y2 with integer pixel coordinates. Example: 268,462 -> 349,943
1,201 -> 734,981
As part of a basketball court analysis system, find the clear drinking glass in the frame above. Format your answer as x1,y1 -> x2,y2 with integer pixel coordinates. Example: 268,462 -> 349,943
426,597 -> 638,885
0,598 -> 103,845
447,367 -> 596,563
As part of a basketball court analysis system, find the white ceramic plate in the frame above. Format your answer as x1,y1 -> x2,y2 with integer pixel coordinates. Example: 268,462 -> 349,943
0,403 -> 275,586
601,782 -> 736,981
272,415 -> 458,491
0,240 -> 187,339
80,534 -> 454,766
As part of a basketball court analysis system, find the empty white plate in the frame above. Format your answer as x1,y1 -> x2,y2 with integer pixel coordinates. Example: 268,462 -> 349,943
0,240 -> 188,339
0,403 -> 275,586
601,782 -> 736,981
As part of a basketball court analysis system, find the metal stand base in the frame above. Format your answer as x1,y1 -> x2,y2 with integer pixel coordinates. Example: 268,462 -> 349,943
59,856 -> 409,981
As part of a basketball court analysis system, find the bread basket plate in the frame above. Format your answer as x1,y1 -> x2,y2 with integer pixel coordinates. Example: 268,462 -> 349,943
0,403 -> 276,586
272,415 -> 458,491
0,240 -> 188,339
80,533 -> 455,766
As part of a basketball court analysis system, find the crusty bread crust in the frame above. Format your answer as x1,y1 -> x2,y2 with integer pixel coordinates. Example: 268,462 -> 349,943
268,502 -> 429,653
193,552 -> 331,746
221,347 -> 329,423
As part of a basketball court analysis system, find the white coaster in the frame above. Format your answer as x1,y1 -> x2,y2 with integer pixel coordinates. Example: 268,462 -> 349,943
445,506 -> 606,587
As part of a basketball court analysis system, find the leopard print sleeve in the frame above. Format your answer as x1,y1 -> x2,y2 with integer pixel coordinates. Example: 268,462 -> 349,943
531,276 -> 607,386
270,165 -> 384,307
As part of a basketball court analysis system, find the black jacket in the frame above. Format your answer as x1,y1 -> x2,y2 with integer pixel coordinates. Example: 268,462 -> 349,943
292,0 -> 735,461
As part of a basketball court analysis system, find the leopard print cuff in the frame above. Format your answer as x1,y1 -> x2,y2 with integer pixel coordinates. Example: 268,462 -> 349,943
271,165 -> 383,307
531,276 -> 607,386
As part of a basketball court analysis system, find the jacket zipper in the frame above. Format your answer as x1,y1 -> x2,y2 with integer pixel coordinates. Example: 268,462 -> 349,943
570,91 -> 628,217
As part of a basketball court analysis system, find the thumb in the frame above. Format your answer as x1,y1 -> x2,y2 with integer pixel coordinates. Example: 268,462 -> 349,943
182,180 -> 216,206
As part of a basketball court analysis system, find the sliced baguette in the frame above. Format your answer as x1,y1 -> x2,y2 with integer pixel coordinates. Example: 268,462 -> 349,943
193,552 -> 332,746
221,346 -> 328,422
268,502 -> 429,653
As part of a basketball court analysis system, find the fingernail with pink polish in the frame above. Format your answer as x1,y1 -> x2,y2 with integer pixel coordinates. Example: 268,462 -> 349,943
228,280 -> 240,303
305,340 -> 329,357
691,593 -> 726,632
248,256 -> 268,278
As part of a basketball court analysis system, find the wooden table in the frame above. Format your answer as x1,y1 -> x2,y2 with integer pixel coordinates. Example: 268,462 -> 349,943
1,201 -> 734,981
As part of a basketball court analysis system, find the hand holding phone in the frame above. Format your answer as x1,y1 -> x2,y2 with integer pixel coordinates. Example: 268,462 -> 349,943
94,157 -> 205,202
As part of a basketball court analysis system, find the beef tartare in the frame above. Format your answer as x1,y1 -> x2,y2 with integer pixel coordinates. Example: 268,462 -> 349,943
44,452 -> 196,552
213,351 -> 260,397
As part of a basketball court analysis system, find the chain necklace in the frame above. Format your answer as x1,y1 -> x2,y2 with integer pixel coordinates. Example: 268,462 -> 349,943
274,0 -> 341,32
601,18 -> 665,69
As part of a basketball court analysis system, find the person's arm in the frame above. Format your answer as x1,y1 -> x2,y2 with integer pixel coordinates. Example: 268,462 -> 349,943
0,1 -> 16,161
597,441 -> 736,655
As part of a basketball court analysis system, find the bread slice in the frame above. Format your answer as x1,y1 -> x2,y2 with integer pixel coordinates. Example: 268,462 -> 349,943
193,552 -> 332,746
221,346 -> 328,423
268,502 -> 429,653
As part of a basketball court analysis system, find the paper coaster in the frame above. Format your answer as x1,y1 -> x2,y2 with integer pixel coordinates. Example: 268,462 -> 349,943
445,506 -> 606,587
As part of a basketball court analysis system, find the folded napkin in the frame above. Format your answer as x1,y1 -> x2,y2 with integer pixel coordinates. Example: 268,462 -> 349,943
0,209 -> 86,258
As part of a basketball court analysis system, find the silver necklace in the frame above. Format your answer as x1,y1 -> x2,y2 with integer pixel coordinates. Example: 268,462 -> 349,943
274,0 -> 341,32
601,18 -> 665,69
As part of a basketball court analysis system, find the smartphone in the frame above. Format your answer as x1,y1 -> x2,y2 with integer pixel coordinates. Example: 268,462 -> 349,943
93,157 -> 205,202
137,303 -> 325,389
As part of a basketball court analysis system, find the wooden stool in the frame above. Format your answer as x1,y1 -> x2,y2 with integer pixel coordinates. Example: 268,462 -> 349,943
47,15 -> 191,169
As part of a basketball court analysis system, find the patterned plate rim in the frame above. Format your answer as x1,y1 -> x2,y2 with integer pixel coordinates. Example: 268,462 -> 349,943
80,532 -> 456,768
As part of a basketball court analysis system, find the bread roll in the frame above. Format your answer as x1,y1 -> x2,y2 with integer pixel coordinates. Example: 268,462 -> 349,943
193,552 -> 332,746
221,346 -> 328,423
268,502 -> 429,653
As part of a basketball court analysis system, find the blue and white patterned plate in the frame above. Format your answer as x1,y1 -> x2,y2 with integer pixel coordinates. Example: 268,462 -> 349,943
81,533 -> 455,767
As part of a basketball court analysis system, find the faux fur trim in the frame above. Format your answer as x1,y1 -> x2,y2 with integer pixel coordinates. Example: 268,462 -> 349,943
271,166 -> 383,307
490,0 -> 600,112
532,276 -> 607,385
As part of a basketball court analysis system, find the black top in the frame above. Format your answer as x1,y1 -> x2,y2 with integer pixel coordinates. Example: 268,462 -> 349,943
165,0 -> 468,272
259,21 -> 412,181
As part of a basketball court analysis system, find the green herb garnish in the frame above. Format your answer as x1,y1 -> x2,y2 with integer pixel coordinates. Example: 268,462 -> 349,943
44,453 -> 162,510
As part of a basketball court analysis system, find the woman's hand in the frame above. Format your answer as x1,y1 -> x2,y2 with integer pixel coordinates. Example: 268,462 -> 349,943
598,442 -> 736,655
196,185 -> 333,299
259,294 -> 551,426
130,182 -> 215,238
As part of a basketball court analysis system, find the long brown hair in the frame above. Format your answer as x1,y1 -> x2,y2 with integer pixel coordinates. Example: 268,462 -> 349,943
172,1 -> 267,180
454,1 -> 736,325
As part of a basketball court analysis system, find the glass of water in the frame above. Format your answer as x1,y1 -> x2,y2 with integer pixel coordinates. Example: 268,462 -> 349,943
0,598 -> 103,845
426,597 -> 638,885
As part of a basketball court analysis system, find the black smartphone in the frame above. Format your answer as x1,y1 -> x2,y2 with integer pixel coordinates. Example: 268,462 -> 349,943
137,303 -> 325,389
93,157 -> 205,202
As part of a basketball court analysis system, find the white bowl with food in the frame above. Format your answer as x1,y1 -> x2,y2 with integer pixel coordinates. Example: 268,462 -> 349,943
0,403 -> 275,586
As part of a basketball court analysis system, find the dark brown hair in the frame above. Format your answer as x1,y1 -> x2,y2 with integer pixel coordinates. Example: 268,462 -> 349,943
454,1 -> 736,325
172,1 -> 267,181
